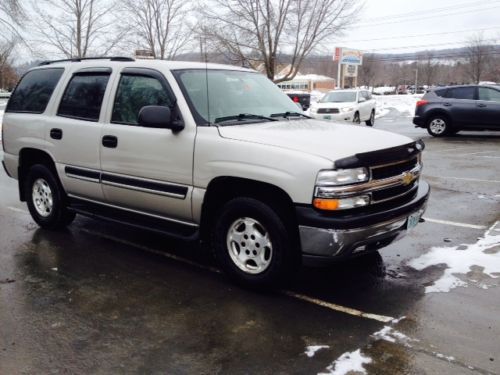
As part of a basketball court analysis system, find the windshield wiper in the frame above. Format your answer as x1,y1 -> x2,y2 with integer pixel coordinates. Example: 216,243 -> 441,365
270,111 -> 311,119
214,113 -> 277,124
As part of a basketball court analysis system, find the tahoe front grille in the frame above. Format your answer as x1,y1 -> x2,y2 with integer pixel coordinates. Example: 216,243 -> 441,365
371,157 -> 419,180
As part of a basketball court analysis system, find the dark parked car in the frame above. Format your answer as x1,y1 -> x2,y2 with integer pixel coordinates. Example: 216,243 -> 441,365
285,92 -> 311,111
413,85 -> 500,137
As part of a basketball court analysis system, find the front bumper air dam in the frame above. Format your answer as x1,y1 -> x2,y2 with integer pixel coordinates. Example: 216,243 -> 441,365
297,181 -> 430,265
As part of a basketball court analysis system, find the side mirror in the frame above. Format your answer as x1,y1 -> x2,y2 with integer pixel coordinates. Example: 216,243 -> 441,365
358,97 -> 366,103
138,105 -> 184,131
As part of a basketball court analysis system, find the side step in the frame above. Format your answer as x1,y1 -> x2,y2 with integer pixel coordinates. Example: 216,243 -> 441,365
68,197 -> 199,241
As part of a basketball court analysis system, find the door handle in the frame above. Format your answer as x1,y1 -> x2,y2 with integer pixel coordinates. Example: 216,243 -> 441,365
102,135 -> 118,148
50,128 -> 63,140
477,103 -> 487,108
443,102 -> 452,107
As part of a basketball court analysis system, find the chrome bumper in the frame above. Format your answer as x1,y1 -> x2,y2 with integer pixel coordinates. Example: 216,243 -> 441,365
299,205 -> 426,259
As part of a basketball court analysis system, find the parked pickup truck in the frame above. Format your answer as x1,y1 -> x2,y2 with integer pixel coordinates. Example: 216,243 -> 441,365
285,91 -> 311,111
2,58 -> 429,286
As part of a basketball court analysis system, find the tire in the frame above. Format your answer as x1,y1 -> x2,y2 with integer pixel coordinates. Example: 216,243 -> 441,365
353,112 -> 361,124
212,197 -> 298,287
427,115 -> 451,137
25,164 -> 75,230
365,110 -> 375,126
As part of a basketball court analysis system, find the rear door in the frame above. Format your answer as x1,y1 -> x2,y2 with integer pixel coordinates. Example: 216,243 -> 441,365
441,86 -> 477,126
100,67 -> 196,222
477,87 -> 500,128
48,67 -> 112,201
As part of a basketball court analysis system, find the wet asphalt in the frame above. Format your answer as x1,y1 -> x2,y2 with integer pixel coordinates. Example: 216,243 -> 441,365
1,104 -> 499,374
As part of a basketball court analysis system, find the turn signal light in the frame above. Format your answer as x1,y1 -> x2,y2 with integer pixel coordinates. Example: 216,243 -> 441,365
313,198 -> 340,210
416,100 -> 429,107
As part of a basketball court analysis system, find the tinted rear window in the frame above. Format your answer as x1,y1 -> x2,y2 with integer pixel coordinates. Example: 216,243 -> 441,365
57,73 -> 110,121
444,87 -> 475,100
6,68 -> 64,113
434,88 -> 447,97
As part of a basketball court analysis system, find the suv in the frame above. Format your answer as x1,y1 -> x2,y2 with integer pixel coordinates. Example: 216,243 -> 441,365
2,57 -> 429,286
310,89 -> 376,126
413,85 -> 500,137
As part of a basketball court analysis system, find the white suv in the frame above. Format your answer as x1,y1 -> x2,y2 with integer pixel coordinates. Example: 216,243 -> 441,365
2,57 -> 428,287
310,89 -> 376,126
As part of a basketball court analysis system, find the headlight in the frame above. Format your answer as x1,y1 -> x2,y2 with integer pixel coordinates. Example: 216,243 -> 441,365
316,168 -> 369,186
313,195 -> 370,211
341,107 -> 354,113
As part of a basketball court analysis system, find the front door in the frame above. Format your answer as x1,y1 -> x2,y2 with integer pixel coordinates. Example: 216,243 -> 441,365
100,68 -> 196,222
477,87 -> 500,128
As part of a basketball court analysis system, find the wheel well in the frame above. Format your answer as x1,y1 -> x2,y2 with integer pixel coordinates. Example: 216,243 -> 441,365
200,177 -> 298,241
425,110 -> 452,127
18,148 -> 57,201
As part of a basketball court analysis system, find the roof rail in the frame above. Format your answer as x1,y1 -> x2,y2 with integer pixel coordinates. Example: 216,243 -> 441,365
38,56 -> 135,66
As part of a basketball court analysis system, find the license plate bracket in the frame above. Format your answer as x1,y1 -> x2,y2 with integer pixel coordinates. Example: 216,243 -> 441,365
406,211 -> 421,231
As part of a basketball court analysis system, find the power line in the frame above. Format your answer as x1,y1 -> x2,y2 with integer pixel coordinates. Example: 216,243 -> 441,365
361,39 -> 498,53
362,0 -> 500,23
364,50 -> 500,63
356,5 -> 500,28
336,26 -> 500,44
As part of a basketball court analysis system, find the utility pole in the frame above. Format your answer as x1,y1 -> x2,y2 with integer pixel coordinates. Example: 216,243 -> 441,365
415,66 -> 418,95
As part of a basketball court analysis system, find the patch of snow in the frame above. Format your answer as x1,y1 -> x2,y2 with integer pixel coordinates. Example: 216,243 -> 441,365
51,267 -> 58,271
319,349 -> 372,375
305,345 -> 330,358
435,353 -> 455,362
374,94 -> 421,119
371,326 -> 416,345
390,316 -> 406,324
408,221 -> 500,293
373,86 -> 395,95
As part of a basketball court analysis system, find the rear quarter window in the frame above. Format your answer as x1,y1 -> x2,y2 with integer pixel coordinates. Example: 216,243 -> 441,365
433,88 -> 447,97
6,68 -> 64,113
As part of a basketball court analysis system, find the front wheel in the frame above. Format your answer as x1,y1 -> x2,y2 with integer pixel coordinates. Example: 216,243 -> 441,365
25,164 -> 75,229
353,112 -> 361,124
212,197 -> 297,287
365,110 -> 375,126
427,116 -> 451,137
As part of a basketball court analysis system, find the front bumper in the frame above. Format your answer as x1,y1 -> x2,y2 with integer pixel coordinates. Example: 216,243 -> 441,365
311,111 -> 354,122
297,181 -> 430,265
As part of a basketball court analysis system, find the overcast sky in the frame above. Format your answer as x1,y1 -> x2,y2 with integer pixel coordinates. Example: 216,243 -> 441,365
332,0 -> 500,54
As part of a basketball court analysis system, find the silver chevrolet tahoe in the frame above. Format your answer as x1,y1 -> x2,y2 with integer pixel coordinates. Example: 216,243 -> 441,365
2,57 -> 429,287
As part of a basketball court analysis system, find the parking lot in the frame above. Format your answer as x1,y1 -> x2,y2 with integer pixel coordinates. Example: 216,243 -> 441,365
1,100 -> 499,374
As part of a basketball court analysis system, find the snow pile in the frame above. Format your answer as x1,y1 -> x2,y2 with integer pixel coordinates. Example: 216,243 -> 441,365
319,349 -> 372,375
305,345 -> 330,358
408,221 -> 500,293
373,86 -> 395,95
374,94 -> 421,118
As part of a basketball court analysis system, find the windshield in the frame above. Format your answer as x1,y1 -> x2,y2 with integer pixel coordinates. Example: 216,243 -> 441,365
173,69 -> 301,125
320,91 -> 357,103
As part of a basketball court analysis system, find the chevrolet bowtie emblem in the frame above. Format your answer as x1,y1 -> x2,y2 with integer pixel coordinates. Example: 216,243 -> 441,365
401,172 -> 415,186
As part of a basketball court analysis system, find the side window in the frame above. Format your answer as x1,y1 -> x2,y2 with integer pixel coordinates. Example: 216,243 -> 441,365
111,74 -> 173,125
478,87 -> 500,103
434,88 -> 446,97
6,68 -> 64,113
58,73 -> 110,121
445,87 -> 475,100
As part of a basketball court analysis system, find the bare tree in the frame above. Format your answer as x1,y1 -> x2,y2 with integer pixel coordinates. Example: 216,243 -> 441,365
464,33 -> 492,84
0,39 -> 17,89
121,0 -> 192,60
200,0 -> 360,83
28,0 -> 127,58
418,51 -> 437,86
358,54 -> 379,89
0,0 -> 25,41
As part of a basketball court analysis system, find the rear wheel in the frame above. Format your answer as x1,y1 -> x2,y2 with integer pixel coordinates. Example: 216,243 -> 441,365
25,164 -> 75,229
365,110 -> 375,126
427,115 -> 451,137
212,197 -> 297,287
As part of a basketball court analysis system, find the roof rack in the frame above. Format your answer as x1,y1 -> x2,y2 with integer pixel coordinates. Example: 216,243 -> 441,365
38,56 -> 135,66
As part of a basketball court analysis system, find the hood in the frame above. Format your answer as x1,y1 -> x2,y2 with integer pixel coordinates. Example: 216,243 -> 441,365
217,119 -> 413,163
